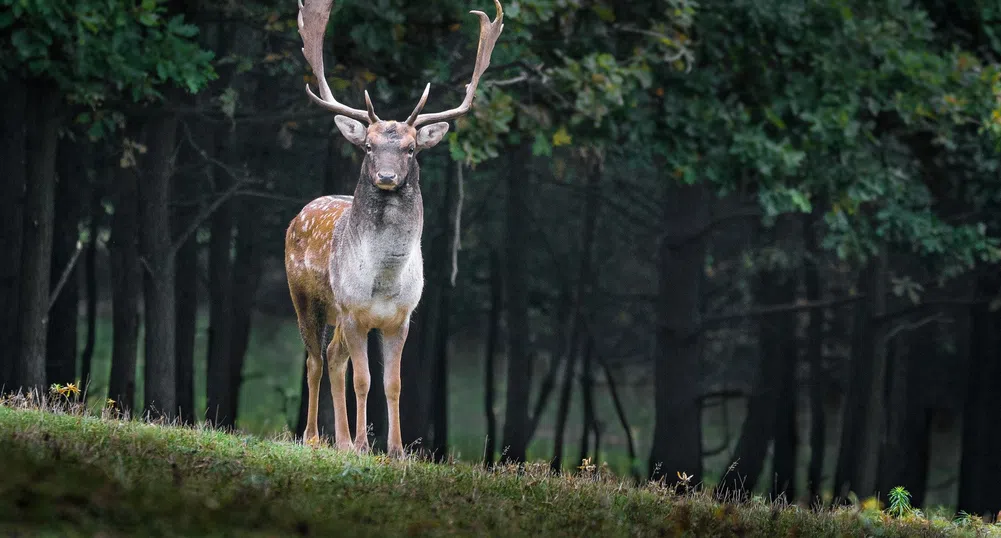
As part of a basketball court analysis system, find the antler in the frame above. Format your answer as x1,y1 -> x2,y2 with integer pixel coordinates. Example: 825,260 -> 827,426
407,0 -> 504,127
298,0 -> 379,123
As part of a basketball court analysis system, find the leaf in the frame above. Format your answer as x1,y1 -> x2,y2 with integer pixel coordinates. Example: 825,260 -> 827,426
552,126 -> 572,147
532,132 -> 552,157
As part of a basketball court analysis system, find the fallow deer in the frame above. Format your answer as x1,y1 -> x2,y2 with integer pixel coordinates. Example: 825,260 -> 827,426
285,0 -> 504,457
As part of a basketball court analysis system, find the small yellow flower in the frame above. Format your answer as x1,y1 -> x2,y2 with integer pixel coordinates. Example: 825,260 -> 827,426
65,383 -> 80,396
106,398 -> 116,407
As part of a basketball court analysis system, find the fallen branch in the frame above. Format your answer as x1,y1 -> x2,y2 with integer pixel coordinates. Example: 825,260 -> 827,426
48,241 -> 84,312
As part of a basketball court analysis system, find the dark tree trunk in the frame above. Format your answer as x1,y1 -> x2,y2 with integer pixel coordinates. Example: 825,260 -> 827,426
173,154 -> 199,424
723,260 -> 796,497
400,300 -> 430,446
80,173 -> 104,393
599,354 -> 640,480
139,114 -> 179,418
648,180 -> 707,483
771,320 -> 799,501
500,143 -> 533,463
957,281 -> 1001,518
803,212 -> 826,503
878,334 -> 932,507
15,84 -> 61,393
175,232 -> 198,423
834,254 -> 888,501
0,78 -> 27,391
205,172 -> 234,426
108,128 -> 143,413
483,249 -> 502,466
552,154 -> 603,471
46,138 -> 85,386
577,335 -> 597,467
551,335 -> 579,472
225,191 -> 268,427
855,251 -> 890,498
428,160 -> 460,460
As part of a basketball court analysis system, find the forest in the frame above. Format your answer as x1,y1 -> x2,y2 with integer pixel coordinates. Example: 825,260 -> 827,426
2,0 -> 1000,521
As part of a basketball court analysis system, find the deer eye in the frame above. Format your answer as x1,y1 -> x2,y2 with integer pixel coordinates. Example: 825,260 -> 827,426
365,143 -> 372,153
408,145 -> 415,155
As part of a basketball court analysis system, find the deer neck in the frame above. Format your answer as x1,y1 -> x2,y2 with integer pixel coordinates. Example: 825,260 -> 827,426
344,166 -> 424,267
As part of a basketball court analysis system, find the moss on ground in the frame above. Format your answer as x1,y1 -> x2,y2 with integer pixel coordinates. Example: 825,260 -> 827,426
0,399 -> 997,537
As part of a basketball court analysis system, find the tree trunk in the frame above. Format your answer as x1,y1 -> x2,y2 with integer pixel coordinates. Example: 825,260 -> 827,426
803,212 -> 826,503
578,334 -> 597,467
400,298 -> 430,446
80,172 -> 104,393
500,143 -> 533,463
878,334 -> 931,507
483,249 -> 502,466
723,263 -> 796,497
173,153 -> 199,424
553,154 -> 602,471
771,318 -> 799,501
46,138 -> 85,386
139,113 -> 179,418
0,78 -> 27,391
108,128 -> 143,413
855,251 -> 890,499
429,160 -> 460,459
957,280 -> 1001,518
175,231 -> 198,423
15,84 -> 60,393
648,180 -> 707,483
205,172 -> 234,426
834,254 -> 888,501
551,334 -> 579,472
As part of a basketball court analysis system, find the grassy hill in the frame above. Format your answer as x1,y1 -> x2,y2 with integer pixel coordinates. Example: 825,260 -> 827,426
0,397 -> 996,537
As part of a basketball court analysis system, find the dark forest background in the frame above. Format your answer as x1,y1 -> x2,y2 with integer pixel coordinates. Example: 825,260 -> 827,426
2,0 -> 1001,519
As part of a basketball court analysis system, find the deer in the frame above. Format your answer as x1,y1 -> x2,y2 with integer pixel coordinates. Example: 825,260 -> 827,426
285,0 -> 504,458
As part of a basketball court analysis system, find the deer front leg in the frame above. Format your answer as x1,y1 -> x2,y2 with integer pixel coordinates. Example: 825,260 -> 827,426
381,322 -> 409,459
342,319 -> 371,453
326,328 -> 353,451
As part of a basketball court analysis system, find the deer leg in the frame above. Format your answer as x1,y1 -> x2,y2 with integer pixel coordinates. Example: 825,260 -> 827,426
304,352 -> 323,445
326,326 -> 352,451
381,322 -> 410,459
342,320 -> 371,453
293,297 -> 324,446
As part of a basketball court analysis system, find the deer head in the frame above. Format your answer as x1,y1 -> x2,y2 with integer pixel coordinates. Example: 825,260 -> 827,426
298,0 -> 504,190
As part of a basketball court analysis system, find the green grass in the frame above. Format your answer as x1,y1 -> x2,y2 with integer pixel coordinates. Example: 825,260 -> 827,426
1,399 -> 997,537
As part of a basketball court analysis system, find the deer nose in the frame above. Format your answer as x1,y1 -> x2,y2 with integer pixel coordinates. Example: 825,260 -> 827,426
375,171 -> 398,189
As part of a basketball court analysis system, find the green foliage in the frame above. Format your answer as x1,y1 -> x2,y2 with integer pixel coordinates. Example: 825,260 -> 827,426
887,486 -> 922,518
0,0 -> 216,138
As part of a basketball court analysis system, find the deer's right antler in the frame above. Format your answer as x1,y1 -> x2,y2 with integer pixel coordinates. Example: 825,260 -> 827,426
298,0 -> 379,123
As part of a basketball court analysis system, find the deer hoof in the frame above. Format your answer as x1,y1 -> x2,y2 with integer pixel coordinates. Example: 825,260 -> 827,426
387,445 -> 405,460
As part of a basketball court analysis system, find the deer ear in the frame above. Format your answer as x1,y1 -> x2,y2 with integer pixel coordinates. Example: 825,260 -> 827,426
334,115 -> 367,146
416,122 -> 449,150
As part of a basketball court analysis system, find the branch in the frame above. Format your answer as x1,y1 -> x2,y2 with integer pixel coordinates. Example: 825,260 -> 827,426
703,295 -> 861,327
882,313 -> 947,343
48,241 -> 84,312
450,161 -> 464,287
169,179 -> 247,260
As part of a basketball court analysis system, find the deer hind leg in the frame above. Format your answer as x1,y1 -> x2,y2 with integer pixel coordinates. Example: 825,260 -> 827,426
325,324 -> 353,451
381,321 -> 410,459
341,319 -> 372,453
292,295 -> 325,445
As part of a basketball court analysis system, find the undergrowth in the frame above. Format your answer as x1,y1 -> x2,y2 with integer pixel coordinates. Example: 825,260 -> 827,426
0,389 -> 999,537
